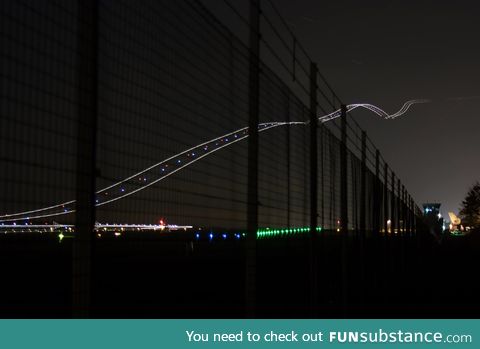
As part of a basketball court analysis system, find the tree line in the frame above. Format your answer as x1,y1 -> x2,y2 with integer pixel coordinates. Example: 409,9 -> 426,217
460,181 -> 480,230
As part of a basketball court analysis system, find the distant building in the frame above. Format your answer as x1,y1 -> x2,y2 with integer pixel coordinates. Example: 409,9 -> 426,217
423,203 -> 441,217
423,203 -> 443,235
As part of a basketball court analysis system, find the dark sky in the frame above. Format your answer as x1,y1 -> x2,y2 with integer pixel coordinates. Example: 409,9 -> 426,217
262,0 -> 480,216
203,0 -> 480,217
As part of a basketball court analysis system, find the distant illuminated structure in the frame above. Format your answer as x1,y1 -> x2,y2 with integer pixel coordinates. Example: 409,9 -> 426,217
448,212 -> 466,235
423,203 -> 444,236
423,203 -> 441,217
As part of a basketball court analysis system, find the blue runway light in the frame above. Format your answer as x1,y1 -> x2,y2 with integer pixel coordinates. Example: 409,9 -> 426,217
209,233 -> 213,239
195,233 -> 200,239
222,233 -> 227,239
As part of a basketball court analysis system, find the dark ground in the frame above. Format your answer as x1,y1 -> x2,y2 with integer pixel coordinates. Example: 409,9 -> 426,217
0,230 -> 479,318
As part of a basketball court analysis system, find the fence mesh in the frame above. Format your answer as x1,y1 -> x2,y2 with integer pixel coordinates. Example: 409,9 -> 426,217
1,0 -> 425,318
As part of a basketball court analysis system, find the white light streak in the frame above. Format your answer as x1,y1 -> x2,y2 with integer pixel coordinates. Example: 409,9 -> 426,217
0,100 -> 427,222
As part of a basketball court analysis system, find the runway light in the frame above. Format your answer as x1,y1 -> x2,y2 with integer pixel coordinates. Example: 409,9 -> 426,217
195,233 -> 200,239
222,233 -> 227,239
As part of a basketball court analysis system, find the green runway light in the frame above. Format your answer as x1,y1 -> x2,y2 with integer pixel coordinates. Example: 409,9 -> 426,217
256,226 -> 322,239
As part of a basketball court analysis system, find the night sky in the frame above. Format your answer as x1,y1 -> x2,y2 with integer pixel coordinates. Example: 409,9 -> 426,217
1,1 -> 479,225
268,0 -> 480,216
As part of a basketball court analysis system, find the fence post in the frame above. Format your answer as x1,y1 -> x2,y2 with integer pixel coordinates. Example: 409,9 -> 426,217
410,195 -> 414,234
391,172 -> 396,234
360,131 -> 367,234
286,94 -> 291,229
383,163 -> 389,234
412,198 -> 417,234
359,131 -> 367,302
340,104 -> 348,315
401,184 -> 405,234
397,179 -> 401,233
340,106 -> 348,233
73,0 -> 98,318
406,192 -> 412,236
372,149 -> 381,298
309,62 -> 318,316
320,125 -> 325,230
246,0 -> 260,318
374,150 -> 381,235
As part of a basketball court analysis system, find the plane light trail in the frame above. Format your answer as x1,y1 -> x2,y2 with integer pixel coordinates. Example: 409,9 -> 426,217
0,100 -> 427,223
318,99 -> 430,122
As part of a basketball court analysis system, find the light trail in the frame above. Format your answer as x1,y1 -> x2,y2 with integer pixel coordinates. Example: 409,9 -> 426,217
0,100 -> 427,223
0,222 -> 193,232
318,99 -> 430,122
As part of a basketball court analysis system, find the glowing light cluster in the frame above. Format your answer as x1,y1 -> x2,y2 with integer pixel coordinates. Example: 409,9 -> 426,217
0,100 -> 426,223
0,222 -> 192,232
257,226 -> 322,239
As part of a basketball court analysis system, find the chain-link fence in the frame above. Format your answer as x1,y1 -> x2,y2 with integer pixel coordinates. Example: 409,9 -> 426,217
1,0 -> 428,318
